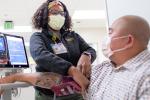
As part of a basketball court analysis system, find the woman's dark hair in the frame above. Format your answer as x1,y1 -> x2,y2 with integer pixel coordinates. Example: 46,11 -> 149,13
32,0 -> 72,32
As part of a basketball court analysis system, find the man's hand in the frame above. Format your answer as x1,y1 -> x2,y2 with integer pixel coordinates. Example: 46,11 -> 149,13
77,54 -> 91,78
68,66 -> 89,92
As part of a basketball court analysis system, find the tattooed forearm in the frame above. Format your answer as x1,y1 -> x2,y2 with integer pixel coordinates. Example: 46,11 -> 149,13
0,72 -> 63,89
35,72 -> 62,89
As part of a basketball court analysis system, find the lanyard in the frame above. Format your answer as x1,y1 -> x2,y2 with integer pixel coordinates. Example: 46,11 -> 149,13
52,35 -> 57,43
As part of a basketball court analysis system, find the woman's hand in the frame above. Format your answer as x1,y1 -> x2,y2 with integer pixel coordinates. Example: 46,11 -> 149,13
68,66 -> 90,92
77,54 -> 91,78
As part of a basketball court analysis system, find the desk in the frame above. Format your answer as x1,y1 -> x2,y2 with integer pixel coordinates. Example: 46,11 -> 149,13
0,82 -> 31,100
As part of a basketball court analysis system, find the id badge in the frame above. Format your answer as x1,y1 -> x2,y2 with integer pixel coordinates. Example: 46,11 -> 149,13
51,43 -> 68,54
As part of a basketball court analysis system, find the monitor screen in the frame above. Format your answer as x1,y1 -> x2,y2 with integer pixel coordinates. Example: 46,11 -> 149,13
0,37 -> 5,51
0,33 -> 29,68
6,35 -> 28,65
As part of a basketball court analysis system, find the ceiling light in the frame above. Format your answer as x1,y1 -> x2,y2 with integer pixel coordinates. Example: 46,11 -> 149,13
72,10 -> 106,20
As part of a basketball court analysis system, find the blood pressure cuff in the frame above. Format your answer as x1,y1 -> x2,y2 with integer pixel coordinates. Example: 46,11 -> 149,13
35,72 -> 81,97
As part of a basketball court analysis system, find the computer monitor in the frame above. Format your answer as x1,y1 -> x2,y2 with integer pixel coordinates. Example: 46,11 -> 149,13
0,33 -> 29,68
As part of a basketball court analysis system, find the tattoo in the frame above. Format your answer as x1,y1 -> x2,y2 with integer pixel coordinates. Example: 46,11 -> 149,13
35,72 -> 62,89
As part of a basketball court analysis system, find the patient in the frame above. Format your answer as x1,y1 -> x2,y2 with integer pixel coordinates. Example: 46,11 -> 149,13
87,15 -> 150,100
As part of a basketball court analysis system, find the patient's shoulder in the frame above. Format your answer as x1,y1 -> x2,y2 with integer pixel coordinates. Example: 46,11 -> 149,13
91,60 -> 111,79
92,60 -> 111,72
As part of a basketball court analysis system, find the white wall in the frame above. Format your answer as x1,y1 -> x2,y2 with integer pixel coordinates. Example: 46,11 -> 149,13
106,0 -> 150,26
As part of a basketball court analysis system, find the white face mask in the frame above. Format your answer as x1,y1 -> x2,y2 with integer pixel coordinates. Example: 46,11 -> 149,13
48,14 -> 65,30
102,36 -> 129,58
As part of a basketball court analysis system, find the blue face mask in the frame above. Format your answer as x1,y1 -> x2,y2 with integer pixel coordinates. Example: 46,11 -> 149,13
102,35 -> 129,58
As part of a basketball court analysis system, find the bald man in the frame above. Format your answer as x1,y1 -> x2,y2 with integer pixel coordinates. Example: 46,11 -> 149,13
87,15 -> 150,100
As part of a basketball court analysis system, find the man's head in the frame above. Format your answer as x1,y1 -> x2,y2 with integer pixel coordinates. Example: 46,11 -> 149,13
105,15 -> 150,65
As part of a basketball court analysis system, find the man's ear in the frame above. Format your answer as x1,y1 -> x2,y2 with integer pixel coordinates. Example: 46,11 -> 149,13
125,34 -> 134,48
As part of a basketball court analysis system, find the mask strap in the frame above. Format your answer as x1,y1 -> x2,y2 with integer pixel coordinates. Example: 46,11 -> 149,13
112,46 -> 128,53
112,35 -> 129,40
